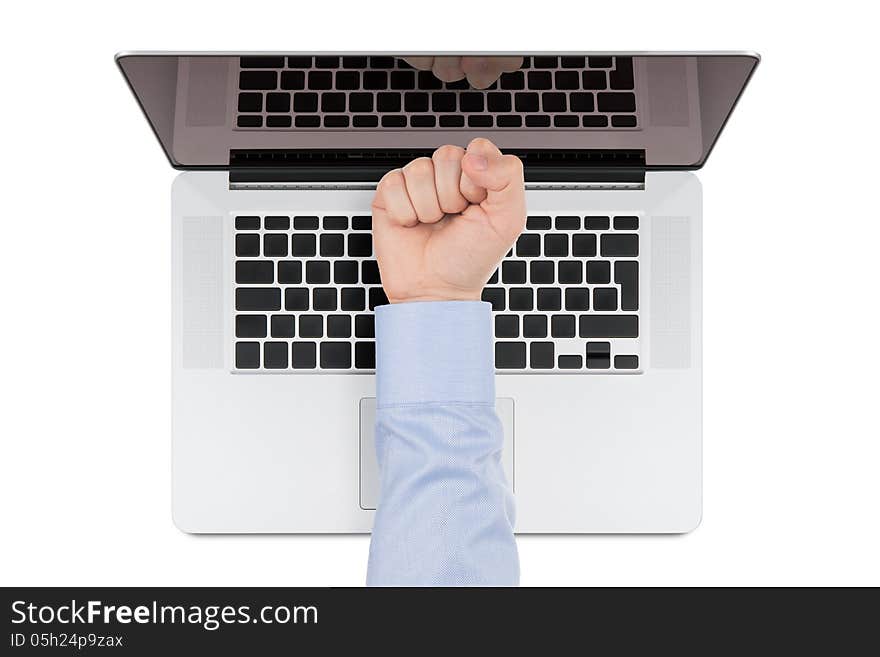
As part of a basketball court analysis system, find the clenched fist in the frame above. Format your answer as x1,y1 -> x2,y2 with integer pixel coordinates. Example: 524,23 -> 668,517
371,138 -> 526,304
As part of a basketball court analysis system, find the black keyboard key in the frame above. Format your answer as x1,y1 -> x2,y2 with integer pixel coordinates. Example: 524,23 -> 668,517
438,115 -> 465,128
515,92 -> 539,112
555,216 -> 580,230
377,92 -> 401,112
264,215 -> 290,230
349,93 -> 374,112
614,261 -> 639,311
610,57 -> 635,90
278,261 -> 302,284
431,92 -> 456,112
293,92 -> 318,112
314,56 -> 339,69
321,216 -> 347,230
239,70 -> 276,90
522,315 -> 547,338
558,260 -> 583,284
582,216 -> 608,231
307,71 -> 332,90
601,234 -> 639,257
236,288 -> 281,311
336,71 -> 360,90
325,115 -> 349,127
381,115 -> 407,128
561,56 -> 586,68
355,314 -> 375,338
569,93 -> 595,112
481,287 -> 506,311
291,342 -> 317,369
615,355 -> 639,369
238,93 -> 262,112
460,92 -> 485,112
583,115 -> 609,127
495,315 -> 520,338
284,288 -> 309,311
445,79 -> 469,90
235,342 -> 260,369
516,234 -> 541,257
235,234 -> 260,257
542,92 -> 566,112
369,287 -> 389,310
593,287 -> 618,311
544,234 -> 569,257
597,92 -> 636,113
410,115 -> 436,127
417,70 -> 443,89
537,288 -> 562,311
555,71 -> 580,90
266,92 -> 290,112
551,314 -> 576,338
554,116 -> 579,127
495,342 -> 527,369
352,216 -> 372,230
363,71 -> 387,90
488,269 -> 499,284
320,233 -> 345,257
530,342 -> 555,369
532,56 -> 557,69
582,71 -> 607,90
235,216 -> 260,230
614,216 -> 639,231
266,115 -> 291,128
263,233 -> 288,257
305,261 -> 331,284
586,341 -> 611,369
558,354 -> 583,369
565,288 -> 590,311
280,71 -> 305,90
502,260 -> 527,284
287,56 -> 312,68
263,342 -> 288,369
295,116 -> 320,130
589,56 -> 613,68
468,116 -> 493,128
341,287 -> 366,311
236,314 -> 267,338
404,92 -> 429,112
321,93 -> 346,112
611,115 -> 637,128
327,315 -> 352,338
509,288 -> 534,311
293,215 -> 319,230
271,315 -> 296,338
240,56 -> 284,68
370,56 -> 395,68
530,261 -> 555,284
342,56 -> 368,68
352,115 -> 379,128
334,260 -> 358,284
313,287 -> 337,311
355,342 -> 376,369
500,71 -> 525,90
525,115 -> 551,127
496,115 -> 523,127
526,216 -> 552,231
572,234 -> 597,257
361,260 -> 381,284
487,92 -> 512,112
579,314 -> 638,338
586,260 -> 611,284
299,315 -> 323,338
291,234 -> 316,257
236,260 -> 274,284
348,234 -> 373,257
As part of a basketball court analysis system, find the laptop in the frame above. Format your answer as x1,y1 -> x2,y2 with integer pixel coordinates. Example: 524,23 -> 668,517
117,51 -> 759,533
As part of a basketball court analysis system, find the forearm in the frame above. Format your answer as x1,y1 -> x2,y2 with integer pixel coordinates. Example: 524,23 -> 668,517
366,301 -> 518,586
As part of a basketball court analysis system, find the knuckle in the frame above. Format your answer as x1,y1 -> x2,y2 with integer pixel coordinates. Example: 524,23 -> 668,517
503,154 -> 525,178
432,144 -> 465,162
403,157 -> 434,178
377,169 -> 404,192
468,137 -> 493,151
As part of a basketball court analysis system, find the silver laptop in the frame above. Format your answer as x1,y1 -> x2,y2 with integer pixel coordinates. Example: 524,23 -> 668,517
117,51 -> 758,533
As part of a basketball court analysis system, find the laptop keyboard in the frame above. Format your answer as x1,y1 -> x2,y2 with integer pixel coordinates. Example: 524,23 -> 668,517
235,56 -> 638,130
233,214 -> 641,373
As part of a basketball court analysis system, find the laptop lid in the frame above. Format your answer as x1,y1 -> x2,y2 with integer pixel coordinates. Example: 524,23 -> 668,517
117,52 -> 758,177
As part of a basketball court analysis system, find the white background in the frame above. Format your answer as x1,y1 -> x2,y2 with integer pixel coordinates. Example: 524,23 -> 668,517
1,0 -> 877,586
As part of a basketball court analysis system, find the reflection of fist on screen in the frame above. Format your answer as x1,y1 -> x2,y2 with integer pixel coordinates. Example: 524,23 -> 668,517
402,56 -> 524,89
372,139 -> 526,304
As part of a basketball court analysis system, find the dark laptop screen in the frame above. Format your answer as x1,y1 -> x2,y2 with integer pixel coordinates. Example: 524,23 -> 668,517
117,52 -> 758,169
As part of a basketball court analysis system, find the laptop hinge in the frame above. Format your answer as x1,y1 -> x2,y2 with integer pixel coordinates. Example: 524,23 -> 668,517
227,148 -> 646,190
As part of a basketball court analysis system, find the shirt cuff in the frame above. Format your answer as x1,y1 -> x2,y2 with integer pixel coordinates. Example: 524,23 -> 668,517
375,301 -> 495,407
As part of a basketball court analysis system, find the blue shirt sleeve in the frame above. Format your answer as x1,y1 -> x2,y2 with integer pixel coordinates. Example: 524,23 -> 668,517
366,301 -> 519,586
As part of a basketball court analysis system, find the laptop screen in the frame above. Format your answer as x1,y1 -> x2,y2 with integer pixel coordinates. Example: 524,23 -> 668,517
117,52 -> 758,170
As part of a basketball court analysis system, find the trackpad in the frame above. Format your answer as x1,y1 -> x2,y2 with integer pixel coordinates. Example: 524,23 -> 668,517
359,397 -> 515,510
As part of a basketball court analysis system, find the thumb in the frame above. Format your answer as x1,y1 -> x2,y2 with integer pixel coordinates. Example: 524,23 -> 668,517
461,138 -> 526,239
